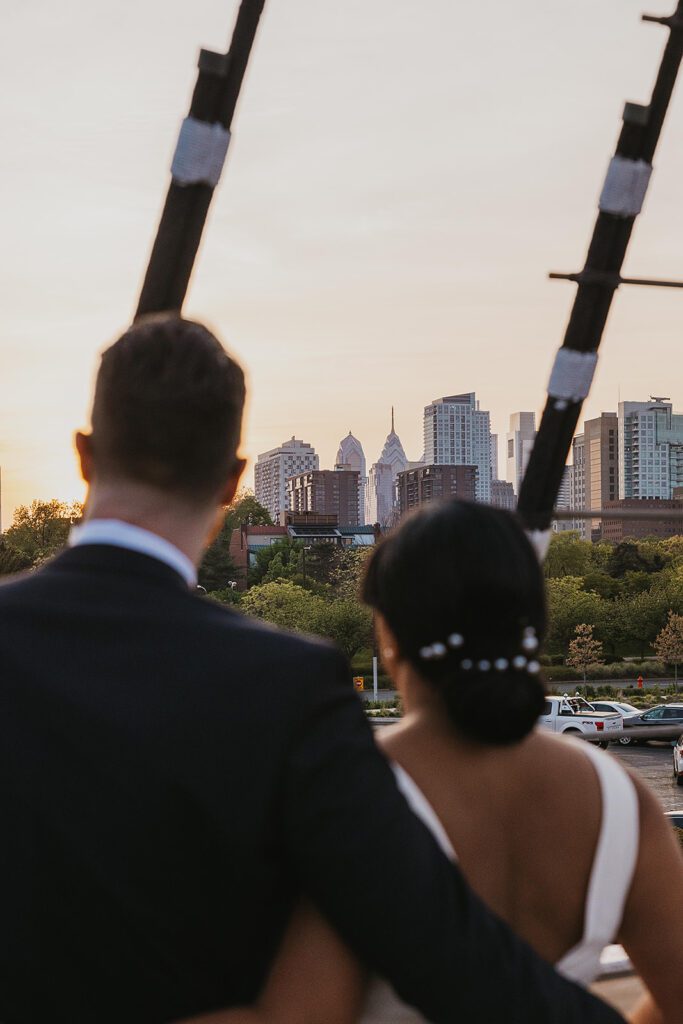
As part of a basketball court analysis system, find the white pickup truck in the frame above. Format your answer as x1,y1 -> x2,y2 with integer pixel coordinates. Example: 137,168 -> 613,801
538,695 -> 623,747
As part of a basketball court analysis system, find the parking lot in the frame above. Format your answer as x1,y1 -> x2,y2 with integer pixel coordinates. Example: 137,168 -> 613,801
609,742 -> 683,813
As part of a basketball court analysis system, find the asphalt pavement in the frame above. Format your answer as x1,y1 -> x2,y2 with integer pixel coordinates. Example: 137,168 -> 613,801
609,742 -> 683,812
591,743 -> 680,1015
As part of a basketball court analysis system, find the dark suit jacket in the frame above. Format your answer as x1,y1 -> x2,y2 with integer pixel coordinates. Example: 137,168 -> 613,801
0,545 -> 623,1023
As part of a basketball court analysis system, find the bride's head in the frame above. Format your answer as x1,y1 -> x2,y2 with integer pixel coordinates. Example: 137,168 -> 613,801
362,500 -> 547,746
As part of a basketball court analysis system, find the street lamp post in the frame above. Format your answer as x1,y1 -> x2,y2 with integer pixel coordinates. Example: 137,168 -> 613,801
301,545 -> 312,583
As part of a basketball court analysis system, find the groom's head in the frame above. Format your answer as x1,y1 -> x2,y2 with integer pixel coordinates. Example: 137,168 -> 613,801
76,315 -> 246,509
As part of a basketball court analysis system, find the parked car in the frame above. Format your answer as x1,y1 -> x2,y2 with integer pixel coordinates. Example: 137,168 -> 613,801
589,700 -> 640,717
672,737 -> 683,787
537,696 -> 622,748
665,809 -> 683,828
588,701 -> 642,746
621,703 -> 683,746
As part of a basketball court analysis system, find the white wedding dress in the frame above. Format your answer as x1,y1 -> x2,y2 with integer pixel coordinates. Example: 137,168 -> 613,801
360,741 -> 640,1023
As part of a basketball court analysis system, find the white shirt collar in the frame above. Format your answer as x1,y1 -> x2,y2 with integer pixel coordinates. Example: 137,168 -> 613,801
68,519 -> 198,588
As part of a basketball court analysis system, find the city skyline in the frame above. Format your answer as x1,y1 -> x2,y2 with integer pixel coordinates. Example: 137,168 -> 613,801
4,386 -> 683,526
3,0 -> 683,525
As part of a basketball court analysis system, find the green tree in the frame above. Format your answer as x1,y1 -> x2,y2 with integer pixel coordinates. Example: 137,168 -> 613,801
5,499 -> 83,564
588,542 -> 613,572
622,570 -> 654,597
614,589 -> 670,659
0,540 -> 33,576
198,519 -> 239,593
313,600 -> 373,660
328,547 -> 372,600
659,536 -> 683,568
566,623 -> 604,684
208,587 -> 242,608
545,577 -> 604,649
198,490 -> 272,592
653,610 -> 683,686
544,533 -> 593,579
241,580 -> 325,632
651,565 -> 683,613
606,540 -> 665,578
249,539 -> 302,587
224,491 -> 273,530
581,571 -> 622,601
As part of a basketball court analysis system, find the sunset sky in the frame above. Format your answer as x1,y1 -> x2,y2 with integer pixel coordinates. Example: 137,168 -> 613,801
2,0 -> 683,527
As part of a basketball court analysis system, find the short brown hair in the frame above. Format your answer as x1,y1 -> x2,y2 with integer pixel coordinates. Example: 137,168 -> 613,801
91,315 -> 245,501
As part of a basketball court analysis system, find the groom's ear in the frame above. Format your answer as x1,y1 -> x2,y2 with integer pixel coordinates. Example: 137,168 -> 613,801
75,431 -> 94,484
218,458 -> 247,508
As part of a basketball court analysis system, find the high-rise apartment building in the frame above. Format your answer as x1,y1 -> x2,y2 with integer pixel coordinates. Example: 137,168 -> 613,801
552,467 -> 575,533
570,433 -> 588,540
619,398 -> 683,500
286,469 -> 360,527
254,437 -> 319,523
490,435 -> 499,482
397,464 -> 477,515
423,393 -> 492,503
491,480 -> 516,511
583,413 -> 619,538
366,463 -> 394,526
506,412 -> 536,496
336,432 -> 367,524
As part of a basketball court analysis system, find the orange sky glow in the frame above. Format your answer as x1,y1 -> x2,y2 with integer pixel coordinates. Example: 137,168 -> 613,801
1,0 -> 683,527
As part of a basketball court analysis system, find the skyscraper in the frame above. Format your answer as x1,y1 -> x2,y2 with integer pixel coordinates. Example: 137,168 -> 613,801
490,435 -> 499,482
618,398 -> 683,500
490,479 -> 515,511
506,412 -> 536,496
397,464 -> 478,515
570,433 -> 588,540
336,431 -> 367,524
583,413 -> 619,537
423,393 -> 492,503
254,437 -> 319,523
366,409 -> 408,526
286,469 -> 360,527
552,466 -> 575,533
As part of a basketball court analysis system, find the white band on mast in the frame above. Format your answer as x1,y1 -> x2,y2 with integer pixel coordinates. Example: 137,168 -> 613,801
599,156 -> 652,217
526,528 -> 552,563
171,117 -> 231,187
548,348 -> 598,404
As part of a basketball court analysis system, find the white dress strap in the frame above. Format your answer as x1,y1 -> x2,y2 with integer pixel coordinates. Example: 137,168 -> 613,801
391,762 -> 457,862
557,742 -> 640,982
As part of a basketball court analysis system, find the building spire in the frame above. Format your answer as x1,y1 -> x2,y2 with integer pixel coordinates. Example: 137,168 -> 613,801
391,406 -> 395,433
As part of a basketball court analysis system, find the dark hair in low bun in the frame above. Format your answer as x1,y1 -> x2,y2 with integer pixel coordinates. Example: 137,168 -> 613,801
362,500 -> 547,746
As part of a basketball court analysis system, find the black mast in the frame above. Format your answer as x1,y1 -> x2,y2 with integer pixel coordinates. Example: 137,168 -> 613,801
135,0 -> 266,319
517,4 -> 683,535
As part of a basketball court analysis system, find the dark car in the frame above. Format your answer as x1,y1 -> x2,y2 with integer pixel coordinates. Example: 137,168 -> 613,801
621,703 -> 683,745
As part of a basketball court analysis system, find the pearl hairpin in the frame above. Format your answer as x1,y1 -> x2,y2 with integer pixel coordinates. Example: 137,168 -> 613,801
415,626 -> 543,678
522,626 -> 539,653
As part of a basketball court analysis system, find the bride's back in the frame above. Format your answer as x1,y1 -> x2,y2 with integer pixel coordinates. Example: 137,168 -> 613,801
362,500 -> 683,1021
379,723 -> 605,965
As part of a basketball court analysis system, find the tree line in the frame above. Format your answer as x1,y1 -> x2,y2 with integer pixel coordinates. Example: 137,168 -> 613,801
3,500 -> 683,673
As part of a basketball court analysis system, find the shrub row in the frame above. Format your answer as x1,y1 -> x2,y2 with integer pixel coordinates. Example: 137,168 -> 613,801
545,661 -> 669,682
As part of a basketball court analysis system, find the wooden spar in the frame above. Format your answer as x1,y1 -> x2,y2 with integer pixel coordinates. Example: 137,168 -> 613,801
135,0 -> 266,319
517,4 -> 683,534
